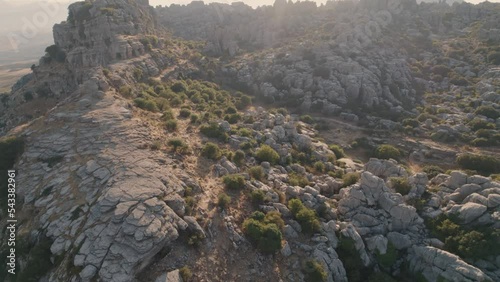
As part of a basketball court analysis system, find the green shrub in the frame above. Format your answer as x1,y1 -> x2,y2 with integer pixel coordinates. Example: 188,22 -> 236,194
329,144 -> 345,159
402,118 -> 419,128
296,208 -> 321,233
288,172 -> 310,187
200,122 -> 228,142
238,128 -> 253,137
288,199 -> 320,233
374,144 -> 401,160
167,138 -> 188,153
417,113 -> 439,123
232,150 -> 245,166
217,193 -> 231,209
468,118 -> 495,131
329,169 -> 344,179
201,142 -> 221,160
300,115 -> 315,124
475,105 -> 500,119
389,177 -> 412,195
342,172 -> 360,187
165,119 -> 178,131
162,109 -> 175,121
314,161 -> 325,173
422,165 -> 444,179
249,166 -> 265,181
264,211 -> 285,230
457,153 -> 500,174
376,242 -> 398,268
255,145 -> 280,164
303,259 -> 327,282
426,214 -> 500,260
242,218 -> 282,254
179,108 -> 191,118
179,266 -> 193,281
171,81 -> 187,93
134,98 -> 158,112
190,114 -> 200,124
250,190 -> 266,205
288,198 -> 305,217
223,174 -> 245,190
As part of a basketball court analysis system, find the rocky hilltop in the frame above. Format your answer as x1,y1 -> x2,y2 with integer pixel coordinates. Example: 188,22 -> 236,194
0,0 -> 499,282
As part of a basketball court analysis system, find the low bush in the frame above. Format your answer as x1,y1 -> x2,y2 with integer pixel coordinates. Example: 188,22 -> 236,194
167,138 -> 188,153
201,142 -> 221,160
242,217 -> 283,254
217,193 -> 231,209
288,199 -> 320,233
288,172 -> 310,187
179,266 -> 193,281
249,166 -> 265,181
255,145 -> 280,164
468,118 -> 495,131
224,113 -> 241,124
263,211 -> 285,230
389,177 -> 412,195
402,118 -> 419,128
457,153 -> 500,175
296,208 -> 321,233
230,150 -> 245,167
222,174 -> 245,190
329,144 -> 345,159
171,81 -> 187,93
374,144 -> 401,160
303,259 -> 328,282
200,122 -> 228,142
342,172 -> 360,187
426,214 -> 500,260
134,98 -> 158,112
250,190 -> 266,205
313,161 -> 325,173
165,119 -> 178,131
179,108 -> 191,118
300,115 -> 315,124
475,105 -> 499,119
190,114 -> 200,124
422,165 -> 444,179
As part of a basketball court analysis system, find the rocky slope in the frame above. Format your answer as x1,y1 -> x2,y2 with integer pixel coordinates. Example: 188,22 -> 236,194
0,0 -> 499,282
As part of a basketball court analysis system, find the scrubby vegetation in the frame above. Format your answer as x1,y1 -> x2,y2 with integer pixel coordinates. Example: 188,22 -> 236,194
288,199 -> 320,233
303,259 -> 328,282
255,145 -> 280,164
426,214 -> 500,260
374,144 -> 401,160
242,211 -> 283,254
389,177 -> 412,195
456,153 -> 500,175
222,174 -> 246,190
201,142 -> 221,160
